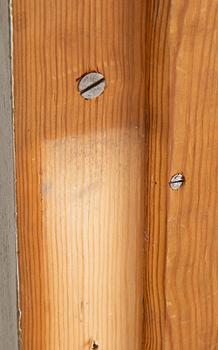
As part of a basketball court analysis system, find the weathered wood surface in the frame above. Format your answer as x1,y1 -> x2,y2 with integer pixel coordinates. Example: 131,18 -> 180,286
0,1 -> 18,349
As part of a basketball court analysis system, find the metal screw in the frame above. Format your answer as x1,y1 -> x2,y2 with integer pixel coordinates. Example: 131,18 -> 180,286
78,72 -> 106,100
90,340 -> 99,349
169,173 -> 185,190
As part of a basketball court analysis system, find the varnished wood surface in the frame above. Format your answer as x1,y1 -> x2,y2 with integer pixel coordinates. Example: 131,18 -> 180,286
165,1 -> 218,349
144,1 -> 170,348
145,1 -> 218,348
13,0 -> 218,349
13,0 -> 146,349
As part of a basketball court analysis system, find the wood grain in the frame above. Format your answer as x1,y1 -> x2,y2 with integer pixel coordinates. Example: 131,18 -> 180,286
166,1 -> 218,349
145,1 -> 218,348
13,0 -> 218,348
144,1 -> 170,348
13,0 -> 147,349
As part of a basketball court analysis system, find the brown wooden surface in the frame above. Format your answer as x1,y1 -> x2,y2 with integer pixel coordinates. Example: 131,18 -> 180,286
166,2 -> 218,348
144,1 -> 170,348
145,1 -> 218,348
13,0 -> 147,349
13,0 -> 218,349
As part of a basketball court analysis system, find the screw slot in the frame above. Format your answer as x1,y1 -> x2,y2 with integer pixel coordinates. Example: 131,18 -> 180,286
169,173 -> 185,190
78,72 -> 106,100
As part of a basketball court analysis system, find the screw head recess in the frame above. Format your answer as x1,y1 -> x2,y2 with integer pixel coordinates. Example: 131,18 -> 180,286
78,72 -> 106,100
169,173 -> 185,190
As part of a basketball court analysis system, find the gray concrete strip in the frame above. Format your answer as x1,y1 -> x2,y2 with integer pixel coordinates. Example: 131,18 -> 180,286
0,0 -> 18,349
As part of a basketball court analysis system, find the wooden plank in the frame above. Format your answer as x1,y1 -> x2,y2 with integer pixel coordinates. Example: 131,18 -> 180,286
13,0 -> 218,348
144,1 -> 170,348
13,0 -> 147,349
145,1 -> 218,348
0,1 -> 19,349
165,2 -> 218,349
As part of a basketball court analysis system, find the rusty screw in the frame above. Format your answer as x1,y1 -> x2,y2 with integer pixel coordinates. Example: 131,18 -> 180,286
78,72 -> 106,100
169,173 -> 185,190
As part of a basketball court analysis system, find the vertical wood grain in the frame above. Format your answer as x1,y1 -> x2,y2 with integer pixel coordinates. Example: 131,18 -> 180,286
13,0 -> 218,349
166,1 -> 218,349
145,1 -> 218,348
144,1 -> 170,349
13,0 -> 147,349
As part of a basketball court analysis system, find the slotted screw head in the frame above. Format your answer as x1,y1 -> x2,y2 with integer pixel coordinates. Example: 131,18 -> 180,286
78,72 -> 106,100
169,173 -> 185,190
